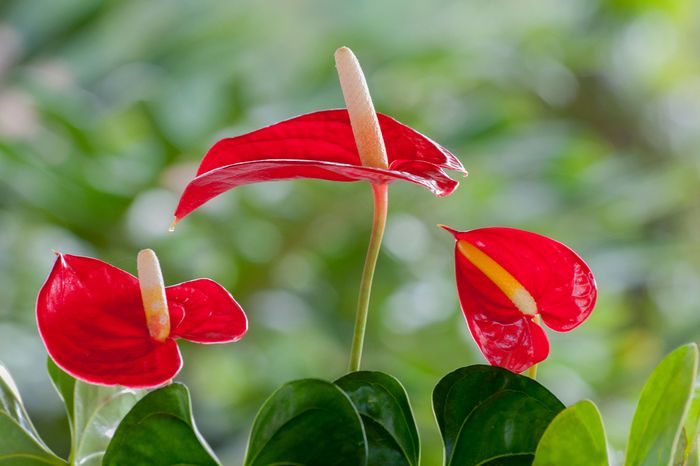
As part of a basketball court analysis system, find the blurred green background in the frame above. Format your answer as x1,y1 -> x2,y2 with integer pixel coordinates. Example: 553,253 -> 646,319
0,0 -> 699,464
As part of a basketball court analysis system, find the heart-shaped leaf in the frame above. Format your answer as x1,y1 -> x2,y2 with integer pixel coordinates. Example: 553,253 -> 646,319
47,359 -> 144,466
433,365 -> 564,466
0,360 -> 67,465
244,378 -> 367,466
533,400 -> 609,466
625,343 -> 698,466
335,371 -> 419,466
103,383 -> 219,466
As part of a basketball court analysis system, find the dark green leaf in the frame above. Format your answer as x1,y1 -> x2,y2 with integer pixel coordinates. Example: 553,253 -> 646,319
244,379 -> 367,466
335,371 -> 419,466
433,365 -> 564,466
46,359 -> 144,466
625,344 -> 698,466
533,400 -> 609,466
103,383 -> 220,466
0,361 -> 66,465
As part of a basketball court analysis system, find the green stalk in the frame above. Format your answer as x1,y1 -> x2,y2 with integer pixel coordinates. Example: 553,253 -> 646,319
348,182 -> 388,372
527,314 -> 542,379
527,362 -> 538,380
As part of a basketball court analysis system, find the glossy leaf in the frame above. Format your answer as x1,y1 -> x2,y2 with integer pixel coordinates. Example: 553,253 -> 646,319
244,379 -> 367,466
173,109 -> 466,222
433,365 -> 564,466
443,226 -> 597,373
0,361 -> 66,466
533,400 -> 609,466
37,253 -> 247,388
47,359 -> 144,466
335,371 -> 419,466
103,383 -> 219,466
625,343 -> 698,466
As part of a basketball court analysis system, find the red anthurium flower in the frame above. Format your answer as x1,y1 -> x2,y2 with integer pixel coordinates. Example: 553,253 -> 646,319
37,250 -> 247,388
172,109 -> 466,224
170,47 -> 466,373
441,226 -> 597,374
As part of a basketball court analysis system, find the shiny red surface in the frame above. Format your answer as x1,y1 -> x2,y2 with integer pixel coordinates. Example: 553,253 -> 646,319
174,109 -> 466,221
446,226 -> 597,373
37,254 -> 247,387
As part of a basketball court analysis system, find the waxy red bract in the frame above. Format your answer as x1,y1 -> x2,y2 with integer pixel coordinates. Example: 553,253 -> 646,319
37,254 -> 247,388
173,109 -> 466,222
444,226 -> 597,373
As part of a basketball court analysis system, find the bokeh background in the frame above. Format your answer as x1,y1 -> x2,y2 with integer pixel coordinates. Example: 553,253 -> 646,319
1,0 -> 699,464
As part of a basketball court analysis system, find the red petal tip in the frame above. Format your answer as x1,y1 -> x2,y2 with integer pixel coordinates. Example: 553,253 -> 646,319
168,217 -> 178,232
438,224 -> 459,236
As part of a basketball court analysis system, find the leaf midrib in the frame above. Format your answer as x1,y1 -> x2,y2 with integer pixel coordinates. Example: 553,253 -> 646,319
361,381 -> 417,465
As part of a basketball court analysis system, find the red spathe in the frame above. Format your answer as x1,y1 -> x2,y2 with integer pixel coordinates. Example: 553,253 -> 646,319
447,227 -> 597,373
37,254 -> 247,388
174,109 -> 466,221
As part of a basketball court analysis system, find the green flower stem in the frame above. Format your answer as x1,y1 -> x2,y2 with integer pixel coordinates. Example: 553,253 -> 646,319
349,182 -> 389,372
527,361 -> 538,380
527,314 -> 542,379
